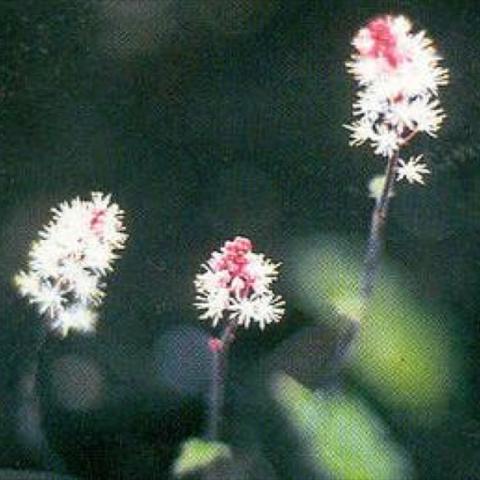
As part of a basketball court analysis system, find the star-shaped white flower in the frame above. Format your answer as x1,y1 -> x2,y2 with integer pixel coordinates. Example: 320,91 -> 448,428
230,293 -> 285,330
371,125 -> 400,157
396,155 -> 431,185
345,117 -> 377,147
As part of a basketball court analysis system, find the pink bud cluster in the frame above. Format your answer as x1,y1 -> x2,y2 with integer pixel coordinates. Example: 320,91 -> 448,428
354,17 -> 408,71
194,236 -> 284,330
208,237 -> 256,298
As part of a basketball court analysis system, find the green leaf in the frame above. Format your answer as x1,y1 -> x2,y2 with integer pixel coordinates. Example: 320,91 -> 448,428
172,438 -> 232,477
289,234 -> 461,422
272,373 -> 413,480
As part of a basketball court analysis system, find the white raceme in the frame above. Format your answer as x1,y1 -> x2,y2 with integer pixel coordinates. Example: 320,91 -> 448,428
345,15 -> 449,185
15,192 -> 127,336
194,237 -> 285,330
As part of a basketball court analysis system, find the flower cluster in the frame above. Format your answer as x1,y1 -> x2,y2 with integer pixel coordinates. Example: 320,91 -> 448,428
346,15 -> 449,184
14,192 -> 127,336
194,237 -> 285,330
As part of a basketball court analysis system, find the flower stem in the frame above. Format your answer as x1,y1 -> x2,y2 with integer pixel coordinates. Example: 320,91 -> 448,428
206,320 -> 238,441
207,347 -> 223,441
361,150 -> 399,301
16,324 -> 65,471
329,151 -> 399,373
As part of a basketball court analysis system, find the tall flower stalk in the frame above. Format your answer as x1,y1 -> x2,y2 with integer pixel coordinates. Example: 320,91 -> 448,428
194,237 -> 284,440
345,15 -> 449,316
12,192 -> 127,465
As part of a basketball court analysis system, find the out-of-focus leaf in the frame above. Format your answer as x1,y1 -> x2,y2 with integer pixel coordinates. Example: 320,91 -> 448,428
272,373 -> 413,480
172,438 -> 232,477
290,235 -> 461,421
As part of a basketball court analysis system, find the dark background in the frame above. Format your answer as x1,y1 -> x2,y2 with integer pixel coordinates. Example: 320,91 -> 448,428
1,1 -> 479,479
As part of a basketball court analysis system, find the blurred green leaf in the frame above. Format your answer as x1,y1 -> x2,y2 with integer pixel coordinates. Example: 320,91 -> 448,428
172,438 -> 232,477
272,373 -> 413,480
290,235 -> 461,421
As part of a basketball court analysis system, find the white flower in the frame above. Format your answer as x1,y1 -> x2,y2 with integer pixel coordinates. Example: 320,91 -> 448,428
385,99 -> 418,132
344,117 -> 375,147
230,293 -> 285,330
31,283 -> 64,316
194,288 -> 231,327
193,237 -> 284,330
371,125 -> 400,157
346,14 -> 448,171
15,270 -> 41,298
14,192 -> 127,336
353,89 -> 388,120
396,155 -> 431,185
407,97 -> 446,137
72,272 -> 104,304
51,305 -> 98,337
244,252 -> 281,294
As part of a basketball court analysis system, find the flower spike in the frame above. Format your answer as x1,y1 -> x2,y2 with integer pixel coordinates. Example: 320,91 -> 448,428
15,192 -> 127,336
194,237 -> 285,331
345,14 -> 449,185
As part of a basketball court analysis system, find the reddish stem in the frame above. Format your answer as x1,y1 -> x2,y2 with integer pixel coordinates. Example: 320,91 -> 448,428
206,320 -> 239,441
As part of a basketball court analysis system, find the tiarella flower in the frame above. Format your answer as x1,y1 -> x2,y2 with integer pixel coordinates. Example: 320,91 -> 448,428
14,192 -> 127,336
407,97 -> 446,137
396,154 -> 431,185
51,304 -> 98,337
194,236 -> 285,330
371,124 -> 400,157
345,14 -> 449,182
230,293 -> 285,330
345,118 -> 375,146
